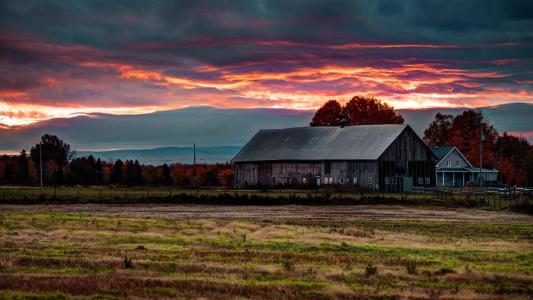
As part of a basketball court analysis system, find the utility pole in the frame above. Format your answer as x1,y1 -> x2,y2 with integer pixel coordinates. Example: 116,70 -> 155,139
479,114 -> 485,188
479,128 -> 483,187
39,141 -> 43,188
193,143 -> 196,189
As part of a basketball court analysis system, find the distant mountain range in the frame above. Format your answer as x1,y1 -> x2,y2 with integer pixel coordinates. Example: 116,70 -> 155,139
1,103 -> 532,163
77,146 -> 241,165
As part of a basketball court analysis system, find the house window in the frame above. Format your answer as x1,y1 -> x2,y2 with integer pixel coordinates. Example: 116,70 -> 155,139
324,162 -> 331,174
447,160 -> 451,167
425,177 -> 430,185
368,176 -> 373,185
418,177 -> 423,185
353,177 -> 358,185
385,177 -> 390,184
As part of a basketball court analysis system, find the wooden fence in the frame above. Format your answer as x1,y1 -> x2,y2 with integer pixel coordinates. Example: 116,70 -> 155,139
424,186 -> 533,209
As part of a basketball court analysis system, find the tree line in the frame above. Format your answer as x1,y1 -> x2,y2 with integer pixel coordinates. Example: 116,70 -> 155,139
0,135 -> 234,187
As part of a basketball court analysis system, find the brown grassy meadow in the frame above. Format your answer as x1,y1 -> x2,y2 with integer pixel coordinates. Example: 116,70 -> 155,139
0,203 -> 531,299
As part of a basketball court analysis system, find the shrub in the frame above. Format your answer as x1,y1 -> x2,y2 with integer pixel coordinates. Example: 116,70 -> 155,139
435,267 -> 454,275
365,264 -> 377,276
404,260 -> 417,274
343,263 -> 353,271
281,256 -> 295,272
465,264 -> 473,274
123,256 -> 133,269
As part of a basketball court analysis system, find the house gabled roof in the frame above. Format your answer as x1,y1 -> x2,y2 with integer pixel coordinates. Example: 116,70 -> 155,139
432,146 -> 454,162
433,146 -> 473,168
232,124 -> 410,163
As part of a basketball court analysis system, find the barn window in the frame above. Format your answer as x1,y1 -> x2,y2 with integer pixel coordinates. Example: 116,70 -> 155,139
324,162 -> 331,174
353,177 -> 358,185
418,177 -> 423,184
385,177 -> 390,185
425,177 -> 430,185
368,176 -> 373,185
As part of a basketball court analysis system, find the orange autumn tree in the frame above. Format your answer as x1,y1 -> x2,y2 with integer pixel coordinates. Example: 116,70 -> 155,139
448,110 -> 497,168
494,133 -> 531,186
310,100 -> 343,126
343,96 -> 404,125
310,96 -> 404,126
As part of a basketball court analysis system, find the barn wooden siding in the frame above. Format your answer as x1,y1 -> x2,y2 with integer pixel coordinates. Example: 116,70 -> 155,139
234,160 -> 378,189
233,125 -> 436,191
378,127 -> 436,192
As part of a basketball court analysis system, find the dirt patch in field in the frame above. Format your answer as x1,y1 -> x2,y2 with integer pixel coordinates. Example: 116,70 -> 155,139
0,204 -> 531,224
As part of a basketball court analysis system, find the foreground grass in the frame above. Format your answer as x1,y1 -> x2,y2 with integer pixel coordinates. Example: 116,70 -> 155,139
0,210 -> 531,299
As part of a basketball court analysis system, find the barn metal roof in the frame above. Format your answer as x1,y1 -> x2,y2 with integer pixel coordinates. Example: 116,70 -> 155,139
232,124 -> 409,163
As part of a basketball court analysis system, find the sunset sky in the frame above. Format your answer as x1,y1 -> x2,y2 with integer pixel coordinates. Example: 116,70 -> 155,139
1,0 -> 532,126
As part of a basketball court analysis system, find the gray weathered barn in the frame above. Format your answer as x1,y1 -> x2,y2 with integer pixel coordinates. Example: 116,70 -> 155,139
232,124 -> 437,191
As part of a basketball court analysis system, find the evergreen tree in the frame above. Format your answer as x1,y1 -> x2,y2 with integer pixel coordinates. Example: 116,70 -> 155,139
17,150 -> 29,184
111,159 -> 123,184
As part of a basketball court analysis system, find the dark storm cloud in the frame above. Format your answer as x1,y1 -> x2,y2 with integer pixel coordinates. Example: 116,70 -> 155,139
0,0 -> 532,127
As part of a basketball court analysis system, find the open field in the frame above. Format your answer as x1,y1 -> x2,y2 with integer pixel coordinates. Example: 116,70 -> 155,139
0,204 -> 532,299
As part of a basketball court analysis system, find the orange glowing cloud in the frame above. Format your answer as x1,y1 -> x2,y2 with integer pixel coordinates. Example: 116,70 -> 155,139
1,31 -> 532,127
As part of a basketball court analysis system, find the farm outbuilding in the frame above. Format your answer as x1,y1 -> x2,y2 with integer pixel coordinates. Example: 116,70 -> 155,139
232,124 -> 437,192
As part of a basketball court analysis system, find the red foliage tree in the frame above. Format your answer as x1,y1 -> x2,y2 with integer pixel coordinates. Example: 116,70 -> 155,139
343,96 -> 404,125
448,110 -> 497,168
494,133 -> 531,186
310,100 -> 342,126
310,96 -> 403,127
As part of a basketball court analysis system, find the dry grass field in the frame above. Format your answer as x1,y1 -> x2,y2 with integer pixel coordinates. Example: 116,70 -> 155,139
0,204 -> 531,299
